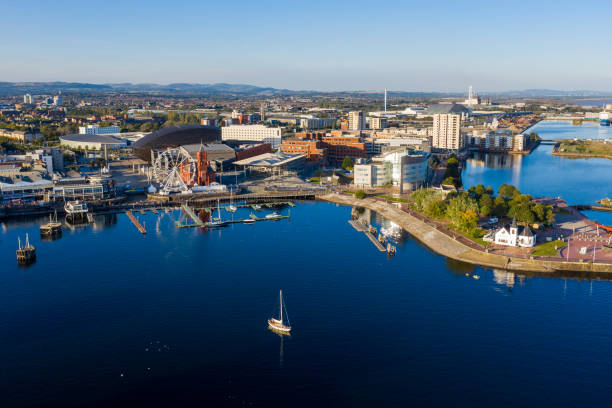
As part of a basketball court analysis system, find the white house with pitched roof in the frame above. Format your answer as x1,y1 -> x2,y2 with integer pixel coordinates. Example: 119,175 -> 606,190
484,219 -> 536,247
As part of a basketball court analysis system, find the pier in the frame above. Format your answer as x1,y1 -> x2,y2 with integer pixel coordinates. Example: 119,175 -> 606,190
175,204 -> 205,228
365,230 -> 387,252
126,211 -> 147,234
349,220 -> 393,253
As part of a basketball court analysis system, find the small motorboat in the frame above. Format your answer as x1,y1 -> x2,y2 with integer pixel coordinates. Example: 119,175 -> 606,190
265,212 -> 283,220
243,218 -> 255,224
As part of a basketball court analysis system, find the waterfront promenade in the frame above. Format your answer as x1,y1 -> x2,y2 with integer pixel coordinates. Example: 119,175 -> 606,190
320,193 -> 612,274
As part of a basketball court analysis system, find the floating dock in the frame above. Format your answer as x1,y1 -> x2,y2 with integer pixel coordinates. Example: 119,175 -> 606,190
126,211 -> 147,234
365,231 -> 387,252
349,220 -> 396,254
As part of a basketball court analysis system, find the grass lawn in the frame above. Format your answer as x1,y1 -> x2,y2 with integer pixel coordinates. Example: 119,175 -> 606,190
447,224 -> 491,247
378,195 -> 409,203
531,240 -> 567,257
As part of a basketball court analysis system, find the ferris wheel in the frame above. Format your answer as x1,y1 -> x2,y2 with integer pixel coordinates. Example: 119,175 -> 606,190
152,147 -> 196,194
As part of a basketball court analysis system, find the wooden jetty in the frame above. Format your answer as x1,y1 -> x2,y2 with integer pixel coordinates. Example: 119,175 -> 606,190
365,230 -> 387,252
126,211 -> 147,234
16,234 -> 36,265
348,219 -> 368,232
249,212 -> 290,221
350,220 -> 396,255
175,204 -> 204,228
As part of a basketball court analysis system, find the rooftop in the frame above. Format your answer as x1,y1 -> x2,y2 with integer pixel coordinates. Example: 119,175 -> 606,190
234,152 -> 305,167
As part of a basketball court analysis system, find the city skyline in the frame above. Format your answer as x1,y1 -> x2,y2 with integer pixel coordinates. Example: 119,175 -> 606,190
3,0 -> 612,92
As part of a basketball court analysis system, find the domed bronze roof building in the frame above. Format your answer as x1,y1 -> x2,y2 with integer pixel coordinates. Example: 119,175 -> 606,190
132,124 -> 221,161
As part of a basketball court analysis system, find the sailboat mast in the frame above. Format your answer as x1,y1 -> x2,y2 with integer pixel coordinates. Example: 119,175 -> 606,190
280,290 -> 283,322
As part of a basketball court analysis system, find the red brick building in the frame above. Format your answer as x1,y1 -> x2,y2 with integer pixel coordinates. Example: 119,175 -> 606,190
281,132 -> 366,163
235,143 -> 273,161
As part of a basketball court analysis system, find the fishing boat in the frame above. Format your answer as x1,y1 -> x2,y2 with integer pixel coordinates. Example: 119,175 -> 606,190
268,290 -> 291,334
16,233 -> 36,265
40,210 -> 62,237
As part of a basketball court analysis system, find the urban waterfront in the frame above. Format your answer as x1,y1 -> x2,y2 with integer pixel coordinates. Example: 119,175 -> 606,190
463,121 -> 612,225
2,201 -> 612,407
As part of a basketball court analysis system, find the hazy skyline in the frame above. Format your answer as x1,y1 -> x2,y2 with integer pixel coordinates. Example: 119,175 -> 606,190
3,0 -> 612,92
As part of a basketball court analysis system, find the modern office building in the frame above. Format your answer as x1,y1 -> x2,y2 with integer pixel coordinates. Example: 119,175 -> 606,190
354,162 -> 391,188
23,94 -> 33,104
432,114 -> 463,151
354,148 -> 431,192
348,111 -> 365,132
221,125 -> 282,148
79,125 -> 121,135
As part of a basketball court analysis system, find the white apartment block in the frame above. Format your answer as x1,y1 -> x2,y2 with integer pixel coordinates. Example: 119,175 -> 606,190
79,125 -> 121,135
348,111 -> 365,132
369,116 -> 388,130
432,114 -> 462,150
221,125 -> 282,148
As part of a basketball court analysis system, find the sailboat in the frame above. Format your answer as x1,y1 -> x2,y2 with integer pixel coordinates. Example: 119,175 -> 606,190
207,199 -> 227,228
268,290 -> 291,334
228,191 -> 237,212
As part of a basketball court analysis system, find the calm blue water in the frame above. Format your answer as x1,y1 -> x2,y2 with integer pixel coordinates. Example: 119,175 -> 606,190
2,202 -> 612,407
463,121 -> 612,222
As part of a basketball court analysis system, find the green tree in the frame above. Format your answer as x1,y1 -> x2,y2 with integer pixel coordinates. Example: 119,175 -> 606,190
546,208 -> 556,225
498,184 -> 520,199
342,156 -> 354,171
533,203 -> 546,222
446,194 -> 479,229
492,195 -> 508,217
354,189 -> 366,199
508,203 -> 535,224
442,176 -> 459,187
425,200 -> 447,218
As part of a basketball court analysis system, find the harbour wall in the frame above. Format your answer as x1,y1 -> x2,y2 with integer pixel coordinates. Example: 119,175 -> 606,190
319,194 -> 612,274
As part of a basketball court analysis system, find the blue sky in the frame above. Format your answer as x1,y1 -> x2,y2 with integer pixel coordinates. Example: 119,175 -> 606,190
2,0 -> 611,92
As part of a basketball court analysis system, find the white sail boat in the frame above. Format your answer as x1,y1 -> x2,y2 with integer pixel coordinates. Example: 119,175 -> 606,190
268,290 -> 291,334
228,190 -> 237,212
208,199 -> 227,228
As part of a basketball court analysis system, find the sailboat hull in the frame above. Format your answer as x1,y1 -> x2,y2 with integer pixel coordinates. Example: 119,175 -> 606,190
268,318 -> 291,333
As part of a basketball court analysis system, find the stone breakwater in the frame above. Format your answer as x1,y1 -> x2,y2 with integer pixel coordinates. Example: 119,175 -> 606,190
319,194 -> 612,274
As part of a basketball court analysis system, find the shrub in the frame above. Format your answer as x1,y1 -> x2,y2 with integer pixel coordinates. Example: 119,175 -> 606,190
354,190 -> 366,199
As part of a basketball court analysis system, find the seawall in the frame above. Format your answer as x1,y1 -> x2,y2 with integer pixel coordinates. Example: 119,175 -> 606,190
319,194 -> 612,274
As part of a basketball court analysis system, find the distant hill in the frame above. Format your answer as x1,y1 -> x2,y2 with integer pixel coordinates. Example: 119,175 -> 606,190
0,81 -> 610,98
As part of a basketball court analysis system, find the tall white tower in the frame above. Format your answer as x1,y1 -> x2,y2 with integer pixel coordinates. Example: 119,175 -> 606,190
384,88 -> 387,113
